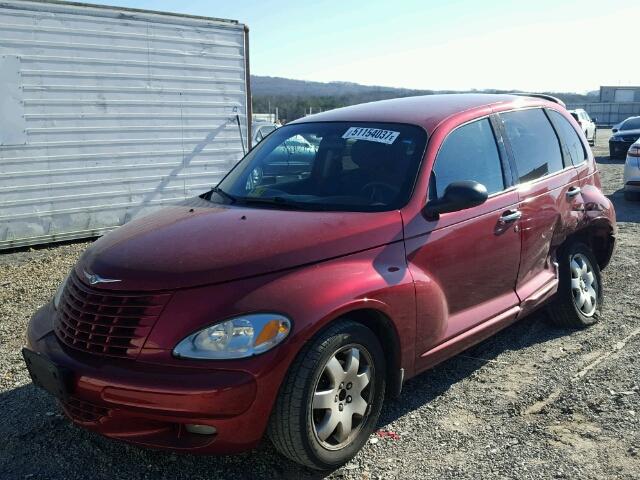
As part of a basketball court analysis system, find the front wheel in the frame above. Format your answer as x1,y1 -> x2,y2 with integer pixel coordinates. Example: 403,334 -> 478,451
548,242 -> 603,328
268,320 -> 386,470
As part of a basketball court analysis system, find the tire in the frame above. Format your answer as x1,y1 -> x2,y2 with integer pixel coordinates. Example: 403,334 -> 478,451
268,320 -> 386,470
624,191 -> 640,201
548,242 -> 603,328
589,128 -> 596,146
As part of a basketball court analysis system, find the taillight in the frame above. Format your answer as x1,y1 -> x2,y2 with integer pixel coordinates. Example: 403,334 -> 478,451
628,146 -> 640,157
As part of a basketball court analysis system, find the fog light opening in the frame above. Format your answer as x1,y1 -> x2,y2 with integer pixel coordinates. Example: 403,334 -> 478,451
185,424 -> 217,435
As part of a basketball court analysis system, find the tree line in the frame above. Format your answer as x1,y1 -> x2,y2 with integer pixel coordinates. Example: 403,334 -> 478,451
253,90 -> 596,123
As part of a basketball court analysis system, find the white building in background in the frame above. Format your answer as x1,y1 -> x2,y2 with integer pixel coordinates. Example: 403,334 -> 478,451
0,0 -> 251,250
600,86 -> 640,103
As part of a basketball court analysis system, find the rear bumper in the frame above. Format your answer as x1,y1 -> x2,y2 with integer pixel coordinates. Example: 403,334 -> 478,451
26,304 -> 272,454
624,160 -> 640,191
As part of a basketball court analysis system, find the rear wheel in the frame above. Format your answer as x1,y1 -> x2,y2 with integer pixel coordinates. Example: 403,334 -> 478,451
268,320 -> 386,470
548,242 -> 603,328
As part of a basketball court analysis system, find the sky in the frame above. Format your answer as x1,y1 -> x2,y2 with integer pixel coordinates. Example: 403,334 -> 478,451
88,0 -> 640,93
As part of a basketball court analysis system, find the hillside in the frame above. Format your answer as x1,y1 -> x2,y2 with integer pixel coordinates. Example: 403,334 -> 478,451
250,75 -> 598,122
251,76 -> 432,97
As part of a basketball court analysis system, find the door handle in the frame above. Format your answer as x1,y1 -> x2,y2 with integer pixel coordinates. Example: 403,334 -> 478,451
499,210 -> 522,223
567,186 -> 581,198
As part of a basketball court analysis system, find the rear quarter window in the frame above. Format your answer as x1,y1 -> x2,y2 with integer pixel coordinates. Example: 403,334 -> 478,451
500,108 -> 564,183
547,110 -> 587,166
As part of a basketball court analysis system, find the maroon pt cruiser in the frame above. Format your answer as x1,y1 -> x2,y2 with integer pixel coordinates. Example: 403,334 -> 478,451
23,94 -> 616,469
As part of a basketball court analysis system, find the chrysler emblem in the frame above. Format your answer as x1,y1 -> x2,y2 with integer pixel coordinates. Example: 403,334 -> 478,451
83,270 -> 121,285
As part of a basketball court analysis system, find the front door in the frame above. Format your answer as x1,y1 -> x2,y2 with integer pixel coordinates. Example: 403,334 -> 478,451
405,116 -> 522,360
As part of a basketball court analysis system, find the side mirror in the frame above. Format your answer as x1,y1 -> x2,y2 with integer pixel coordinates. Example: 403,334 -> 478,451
612,128 -> 618,133
423,180 -> 488,220
592,117 -> 597,123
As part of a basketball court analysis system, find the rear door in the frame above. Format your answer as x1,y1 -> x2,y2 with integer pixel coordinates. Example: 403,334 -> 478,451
497,108 -> 582,310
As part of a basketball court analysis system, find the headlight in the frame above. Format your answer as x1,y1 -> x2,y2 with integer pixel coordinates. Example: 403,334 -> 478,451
53,274 -> 70,309
611,136 -> 623,142
173,313 -> 291,360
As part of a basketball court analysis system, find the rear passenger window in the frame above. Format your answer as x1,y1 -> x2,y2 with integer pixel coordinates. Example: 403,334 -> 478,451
547,110 -> 587,166
431,118 -> 505,199
501,109 -> 564,183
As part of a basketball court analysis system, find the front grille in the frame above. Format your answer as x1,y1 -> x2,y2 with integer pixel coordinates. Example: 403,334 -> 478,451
54,271 -> 171,358
62,397 -> 110,424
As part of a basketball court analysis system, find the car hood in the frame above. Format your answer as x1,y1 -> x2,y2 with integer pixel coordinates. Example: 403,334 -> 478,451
613,129 -> 640,138
78,197 -> 404,291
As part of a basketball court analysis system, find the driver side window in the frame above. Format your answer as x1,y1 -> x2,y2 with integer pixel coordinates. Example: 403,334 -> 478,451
430,118 -> 505,200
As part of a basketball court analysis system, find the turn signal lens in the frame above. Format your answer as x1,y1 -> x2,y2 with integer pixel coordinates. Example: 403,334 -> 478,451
185,424 -> 217,435
173,314 -> 291,360
53,274 -> 70,309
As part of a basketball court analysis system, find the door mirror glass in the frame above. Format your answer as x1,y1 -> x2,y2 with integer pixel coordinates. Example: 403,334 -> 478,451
423,180 -> 488,218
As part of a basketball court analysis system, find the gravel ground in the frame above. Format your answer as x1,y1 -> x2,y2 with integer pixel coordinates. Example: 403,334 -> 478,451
1,129 -> 639,479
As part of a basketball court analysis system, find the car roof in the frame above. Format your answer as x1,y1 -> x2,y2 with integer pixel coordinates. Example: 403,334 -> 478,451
291,93 -> 560,134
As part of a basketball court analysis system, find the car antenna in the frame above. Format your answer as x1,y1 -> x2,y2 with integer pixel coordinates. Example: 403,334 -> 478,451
235,114 -> 246,156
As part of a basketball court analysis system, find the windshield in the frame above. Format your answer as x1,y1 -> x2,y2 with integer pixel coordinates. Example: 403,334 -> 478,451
620,117 -> 640,131
214,122 -> 428,212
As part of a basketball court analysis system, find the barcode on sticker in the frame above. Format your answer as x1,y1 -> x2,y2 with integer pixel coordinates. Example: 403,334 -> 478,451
342,127 -> 400,145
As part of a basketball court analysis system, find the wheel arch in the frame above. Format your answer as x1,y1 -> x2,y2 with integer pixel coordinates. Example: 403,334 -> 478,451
322,307 -> 405,399
562,221 -> 616,270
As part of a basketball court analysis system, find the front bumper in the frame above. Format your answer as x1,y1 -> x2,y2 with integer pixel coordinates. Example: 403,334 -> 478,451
25,303 -> 272,454
610,140 -> 636,158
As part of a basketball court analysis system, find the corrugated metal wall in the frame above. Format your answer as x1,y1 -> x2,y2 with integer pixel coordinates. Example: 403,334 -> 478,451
566,102 -> 640,126
0,0 -> 248,249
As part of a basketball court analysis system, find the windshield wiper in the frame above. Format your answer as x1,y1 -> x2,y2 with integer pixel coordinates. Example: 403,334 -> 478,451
235,196 -> 320,210
210,186 -> 236,203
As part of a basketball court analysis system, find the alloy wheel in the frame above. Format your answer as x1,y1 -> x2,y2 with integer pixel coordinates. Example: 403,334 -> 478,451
311,345 -> 374,450
570,253 -> 598,317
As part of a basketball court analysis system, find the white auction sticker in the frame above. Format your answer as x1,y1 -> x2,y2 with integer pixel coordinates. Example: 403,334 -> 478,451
342,127 -> 400,145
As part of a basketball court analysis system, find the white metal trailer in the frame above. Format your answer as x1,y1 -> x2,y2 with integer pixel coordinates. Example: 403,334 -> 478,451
0,0 -> 251,250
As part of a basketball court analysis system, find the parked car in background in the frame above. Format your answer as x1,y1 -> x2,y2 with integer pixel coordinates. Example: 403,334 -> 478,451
609,116 -> 640,159
568,109 -> 597,145
245,134 -> 318,189
23,94 -> 616,470
252,121 -> 279,145
623,138 -> 640,200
